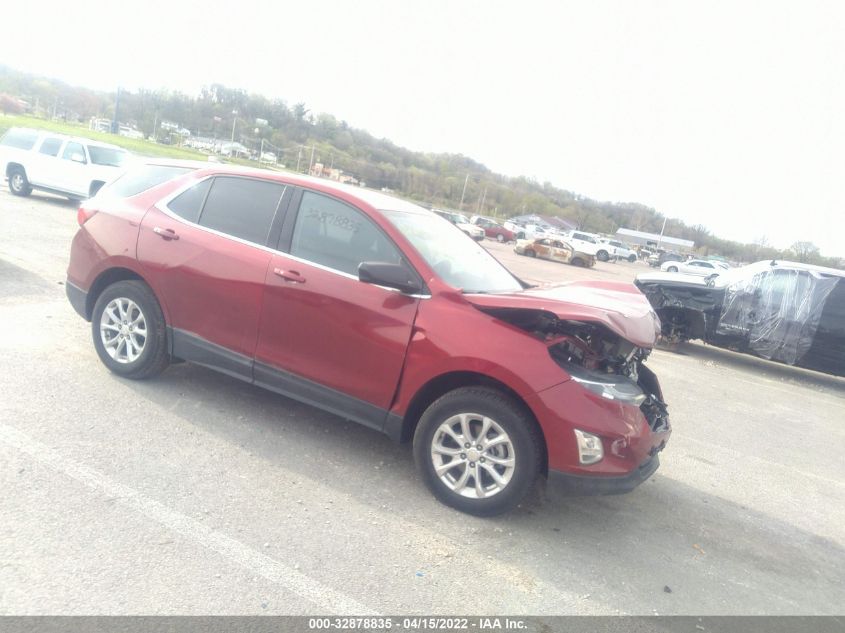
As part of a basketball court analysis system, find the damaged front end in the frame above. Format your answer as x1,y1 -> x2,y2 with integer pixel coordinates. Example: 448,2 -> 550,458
481,307 -> 670,434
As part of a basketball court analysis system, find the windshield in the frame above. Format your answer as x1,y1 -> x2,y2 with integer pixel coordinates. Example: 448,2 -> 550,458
384,210 -> 522,294
88,146 -> 129,167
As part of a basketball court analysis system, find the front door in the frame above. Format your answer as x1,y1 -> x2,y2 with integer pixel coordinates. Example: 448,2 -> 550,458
254,189 -> 420,425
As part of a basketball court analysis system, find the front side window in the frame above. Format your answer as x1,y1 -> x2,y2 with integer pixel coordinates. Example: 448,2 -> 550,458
38,137 -> 63,157
291,191 -> 403,276
198,177 -> 285,245
62,142 -> 86,162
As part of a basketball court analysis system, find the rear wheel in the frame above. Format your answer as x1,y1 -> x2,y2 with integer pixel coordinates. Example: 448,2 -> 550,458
8,168 -> 32,196
571,257 -> 585,267
596,250 -> 609,262
91,280 -> 169,379
414,387 -> 542,516
496,234 -> 505,243
525,249 -> 536,258
628,254 -> 637,263
667,265 -> 679,273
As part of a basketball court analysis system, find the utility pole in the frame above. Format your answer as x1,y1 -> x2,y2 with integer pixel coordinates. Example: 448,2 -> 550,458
296,146 -> 303,172
459,173 -> 469,209
308,145 -> 315,175
230,109 -> 238,152
478,186 -> 488,215
111,87 -> 120,133
657,217 -> 667,249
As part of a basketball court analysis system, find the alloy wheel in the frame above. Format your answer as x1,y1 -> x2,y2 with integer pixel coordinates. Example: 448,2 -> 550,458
99,298 -> 147,364
430,413 -> 516,499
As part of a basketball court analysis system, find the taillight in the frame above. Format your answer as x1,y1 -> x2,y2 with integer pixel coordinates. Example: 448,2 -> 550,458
77,205 -> 98,226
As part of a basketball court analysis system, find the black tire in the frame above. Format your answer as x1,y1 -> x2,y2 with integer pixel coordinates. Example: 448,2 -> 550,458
525,249 -> 536,258
628,254 -> 637,263
571,257 -> 585,267
667,265 -> 679,273
496,233 -> 505,243
413,387 -> 543,516
91,280 -> 169,380
596,250 -> 609,262
8,167 -> 32,196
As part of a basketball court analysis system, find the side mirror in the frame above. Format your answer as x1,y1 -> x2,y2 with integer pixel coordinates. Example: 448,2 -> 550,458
71,153 -> 86,164
358,262 -> 423,295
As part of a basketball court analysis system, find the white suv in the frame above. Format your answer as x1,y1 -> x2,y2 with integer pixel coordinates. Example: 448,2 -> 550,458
596,238 -> 638,262
0,127 -> 131,200
559,231 -> 601,257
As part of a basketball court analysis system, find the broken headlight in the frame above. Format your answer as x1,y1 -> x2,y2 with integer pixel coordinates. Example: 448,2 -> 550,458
562,361 -> 647,406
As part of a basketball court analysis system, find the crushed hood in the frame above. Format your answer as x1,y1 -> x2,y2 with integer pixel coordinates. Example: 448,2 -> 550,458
465,280 -> 662,348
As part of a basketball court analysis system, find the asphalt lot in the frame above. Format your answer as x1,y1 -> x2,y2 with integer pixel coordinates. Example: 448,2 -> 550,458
0,189 -> 843,615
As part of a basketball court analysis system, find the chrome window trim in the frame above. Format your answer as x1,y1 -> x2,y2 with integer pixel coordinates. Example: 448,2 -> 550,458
157,175 -> 431,298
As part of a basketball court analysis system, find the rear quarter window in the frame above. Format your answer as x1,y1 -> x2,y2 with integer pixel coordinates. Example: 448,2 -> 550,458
0,128 -> 39,150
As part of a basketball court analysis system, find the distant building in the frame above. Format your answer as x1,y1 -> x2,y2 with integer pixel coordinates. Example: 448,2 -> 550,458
507,214 -> 577,231
615,228 -> 695,252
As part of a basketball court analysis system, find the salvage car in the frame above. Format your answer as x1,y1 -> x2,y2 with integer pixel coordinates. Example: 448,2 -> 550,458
635,260 -> 845,376
431,208 -> 485,241
514,237 -> 595,267
66,166 -> 670,515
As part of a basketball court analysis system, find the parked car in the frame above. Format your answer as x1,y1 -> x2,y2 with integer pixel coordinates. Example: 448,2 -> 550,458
514,238 -> 595,267
596,239 -> 638,263
0,127 -> 131,200
635,260 -> 845,376
471,216 -> 516,243
660,258 -> 729,275
432,209 -> 485,241
648,250 -> 683,268
66,166 -> 671,516
559,231 -> 602,259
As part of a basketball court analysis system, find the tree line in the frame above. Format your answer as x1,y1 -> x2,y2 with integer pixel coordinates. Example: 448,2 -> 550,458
0,64 -> 840,267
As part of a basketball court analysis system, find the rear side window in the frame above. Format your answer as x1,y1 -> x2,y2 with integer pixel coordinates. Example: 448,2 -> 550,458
107,165 -> 194,199
167,179 -> 212,223
38,137 -> 63,156
198,177 -> 285,245
290,190 -> 403,276
88,146 -> 128,167
0,128 -> 39,150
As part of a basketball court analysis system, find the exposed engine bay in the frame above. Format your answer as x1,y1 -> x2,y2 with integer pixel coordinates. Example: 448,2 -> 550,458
479,307 -> 670,433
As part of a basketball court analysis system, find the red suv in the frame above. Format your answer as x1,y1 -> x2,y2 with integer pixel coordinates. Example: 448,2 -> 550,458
67,163 -> 671,515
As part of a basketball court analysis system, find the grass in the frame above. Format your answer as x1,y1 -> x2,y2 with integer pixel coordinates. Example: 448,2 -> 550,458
0,114 -> 214,161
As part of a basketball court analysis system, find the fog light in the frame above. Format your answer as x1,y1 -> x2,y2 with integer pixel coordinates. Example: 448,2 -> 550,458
574,429 -> 604,465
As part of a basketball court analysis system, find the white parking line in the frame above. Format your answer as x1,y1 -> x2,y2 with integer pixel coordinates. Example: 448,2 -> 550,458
0,422 -> 375,615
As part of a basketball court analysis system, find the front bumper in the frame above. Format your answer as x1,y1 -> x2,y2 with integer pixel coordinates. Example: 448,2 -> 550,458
66,280 -> 88,320
547,455 -> 661,496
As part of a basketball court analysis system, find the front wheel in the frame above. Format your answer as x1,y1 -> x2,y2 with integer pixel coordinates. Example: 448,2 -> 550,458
667,265 -> 679,273
91,280 -> 170,379
414,387 -> 542,516
596,250 -> 609,262
525,249 -> 536,258
8,168 -> 32,196
628,254 -> 637,263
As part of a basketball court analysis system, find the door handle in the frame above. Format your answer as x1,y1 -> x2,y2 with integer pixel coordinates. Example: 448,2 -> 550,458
273,268 -> 306,283
153,226 -> 179,241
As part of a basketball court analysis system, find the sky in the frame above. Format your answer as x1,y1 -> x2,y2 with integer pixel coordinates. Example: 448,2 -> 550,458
2,0 -> 843,256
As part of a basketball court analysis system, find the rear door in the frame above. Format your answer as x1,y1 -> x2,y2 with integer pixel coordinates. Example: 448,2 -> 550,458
55,141 -> 90,196
253,189 -> 420,425
138,175 -> 290,378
